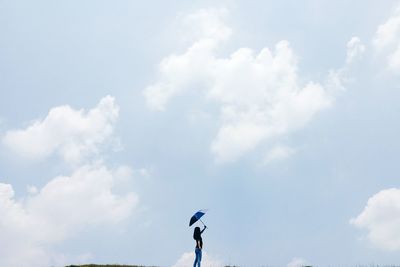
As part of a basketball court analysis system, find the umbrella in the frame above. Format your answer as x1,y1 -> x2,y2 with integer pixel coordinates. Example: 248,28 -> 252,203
189,209 -> 207,227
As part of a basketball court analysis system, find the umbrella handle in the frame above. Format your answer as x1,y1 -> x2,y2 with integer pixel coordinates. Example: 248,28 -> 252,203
199,219 -> 207,228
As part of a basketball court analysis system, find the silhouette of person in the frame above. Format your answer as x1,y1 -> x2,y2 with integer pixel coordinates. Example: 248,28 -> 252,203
193,225 -> 206,267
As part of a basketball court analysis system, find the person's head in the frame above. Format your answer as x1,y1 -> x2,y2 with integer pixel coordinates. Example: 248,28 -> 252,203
193,226 -> 201,239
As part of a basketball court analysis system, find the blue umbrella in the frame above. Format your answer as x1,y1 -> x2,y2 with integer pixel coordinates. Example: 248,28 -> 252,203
189,209 -> 207,227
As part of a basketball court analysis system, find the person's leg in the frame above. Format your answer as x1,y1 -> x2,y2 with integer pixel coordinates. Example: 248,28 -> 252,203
194,248 -> 202,267
198,249 -> 202,267
193,249 -> 199,267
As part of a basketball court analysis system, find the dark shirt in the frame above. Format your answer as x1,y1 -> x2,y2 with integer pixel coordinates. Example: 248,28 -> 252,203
195,236 -> 203,249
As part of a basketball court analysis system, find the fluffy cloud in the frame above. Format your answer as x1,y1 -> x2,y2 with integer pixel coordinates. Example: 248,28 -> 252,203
373,4 -> 400,71
173,251 -> 223,267
373,5 -> 400,50
144,8 -> 338,162
346,36 -> 365,64
179,7 -> 231,43
1,95 -> 141,266
0,163 -> 138,267
350,188 -> 400,251
2,95 -> 119,165
287,257 -> 308,267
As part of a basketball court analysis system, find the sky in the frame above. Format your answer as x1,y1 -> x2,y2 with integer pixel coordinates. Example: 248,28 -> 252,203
1,1 -> 400,266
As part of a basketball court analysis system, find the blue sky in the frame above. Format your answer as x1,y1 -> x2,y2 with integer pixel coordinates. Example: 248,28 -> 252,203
1,1 -> 400,267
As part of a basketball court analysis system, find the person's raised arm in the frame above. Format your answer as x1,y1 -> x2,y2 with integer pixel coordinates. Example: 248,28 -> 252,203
200,225 -> 207,234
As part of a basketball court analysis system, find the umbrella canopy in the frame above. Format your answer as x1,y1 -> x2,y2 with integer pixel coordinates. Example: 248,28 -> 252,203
189,209 -> 207,227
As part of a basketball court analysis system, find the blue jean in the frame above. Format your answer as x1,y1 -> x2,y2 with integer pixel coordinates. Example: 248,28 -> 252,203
193,248 -> 202,267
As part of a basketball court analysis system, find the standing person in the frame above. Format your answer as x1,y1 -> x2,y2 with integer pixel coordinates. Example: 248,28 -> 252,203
193,225 -> 206,267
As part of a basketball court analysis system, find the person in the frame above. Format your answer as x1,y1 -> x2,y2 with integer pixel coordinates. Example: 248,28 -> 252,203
193,225 -> 206,267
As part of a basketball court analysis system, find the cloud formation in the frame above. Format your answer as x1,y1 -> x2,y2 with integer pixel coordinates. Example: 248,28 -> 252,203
373,4 -> 400,71
346,36 -> 366,64
287,257 -> 308,267
144,8 -> 339,162
0,163 -> 138,267
173,251 -> 223,267
0,96 -> 140,266
350,188 -> 400,251
2,95 -> 119,165
179,7 -> 231,43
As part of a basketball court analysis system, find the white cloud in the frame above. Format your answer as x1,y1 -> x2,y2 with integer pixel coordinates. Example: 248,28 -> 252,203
179,8 -> 232,43
373,5 -> 400,72
144,8 -> 231,111
0,163 -> 138,267
26,185 -> 38,194
287,257 -> 308,267
346,36 -> 365,64
2,95 -> 119,165
350,188 -> 400,251
173,251 -> 223,267
373,5 -> 400,50
144,9 -> 339,162
143,37 -> 220,112
0,94 -> 143,266
324,36 -> 364,97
